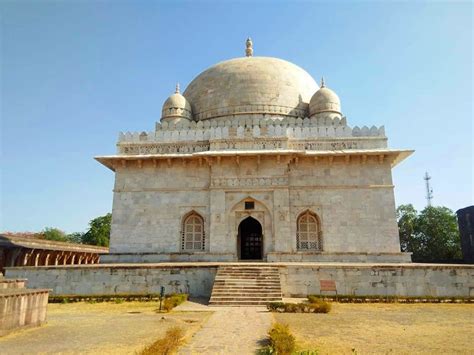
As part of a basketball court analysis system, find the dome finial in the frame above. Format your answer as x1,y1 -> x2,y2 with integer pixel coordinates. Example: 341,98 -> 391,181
245,37 -> 253,57
320,76 -> 325,88
175,82 -> 180,94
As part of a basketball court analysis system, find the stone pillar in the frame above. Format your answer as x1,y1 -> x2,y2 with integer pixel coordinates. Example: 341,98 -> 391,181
54,252 -> 61,266
43,252 -> 50,266
33,252 -> 40,266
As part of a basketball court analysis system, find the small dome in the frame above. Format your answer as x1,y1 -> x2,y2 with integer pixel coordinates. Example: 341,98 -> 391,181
309,78 -> 342,117
161,84 -> 192,121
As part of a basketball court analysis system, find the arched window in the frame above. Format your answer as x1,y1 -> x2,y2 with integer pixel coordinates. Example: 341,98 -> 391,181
181,212 -> 205,251
297,211 -> 322,251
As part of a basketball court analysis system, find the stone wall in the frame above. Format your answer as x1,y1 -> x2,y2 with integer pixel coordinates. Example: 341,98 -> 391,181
106,154 -> 404,262
6,265 -> 217,298
280,263 -> 474,297
5,263 -> 474,298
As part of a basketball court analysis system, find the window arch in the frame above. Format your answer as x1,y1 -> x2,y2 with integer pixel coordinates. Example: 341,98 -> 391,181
181,212 -> 205,251
296,210 -> 322,251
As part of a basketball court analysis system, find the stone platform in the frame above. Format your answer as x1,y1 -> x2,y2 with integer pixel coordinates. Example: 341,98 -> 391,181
4,262 -> 473,299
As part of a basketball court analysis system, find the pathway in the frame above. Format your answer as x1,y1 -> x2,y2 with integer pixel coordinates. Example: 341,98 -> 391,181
178,306 -> 272,354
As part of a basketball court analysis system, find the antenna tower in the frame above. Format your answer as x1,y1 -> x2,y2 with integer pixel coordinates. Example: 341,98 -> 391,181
424,172 -> 433,207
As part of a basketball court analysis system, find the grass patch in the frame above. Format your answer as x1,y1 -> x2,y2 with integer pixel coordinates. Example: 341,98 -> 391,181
274,303 -> 474,354
140,326 -> 185,355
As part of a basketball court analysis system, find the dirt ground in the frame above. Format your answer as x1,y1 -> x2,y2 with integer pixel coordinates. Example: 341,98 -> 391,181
0,302 -> 210,355
274,303 -> 474,354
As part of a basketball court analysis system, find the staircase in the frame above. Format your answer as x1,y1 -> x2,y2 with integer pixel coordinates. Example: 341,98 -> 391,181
209,265 -> 282,306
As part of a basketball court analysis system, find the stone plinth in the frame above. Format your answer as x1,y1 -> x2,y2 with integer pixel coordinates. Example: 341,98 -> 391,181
5,262 -> 473,299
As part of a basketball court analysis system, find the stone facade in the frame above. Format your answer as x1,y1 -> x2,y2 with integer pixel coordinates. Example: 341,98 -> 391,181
96,44 -> 413,263
5,263 -> 474,298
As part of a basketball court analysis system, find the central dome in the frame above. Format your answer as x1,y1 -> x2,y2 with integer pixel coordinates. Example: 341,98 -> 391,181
183,57 -> 318,121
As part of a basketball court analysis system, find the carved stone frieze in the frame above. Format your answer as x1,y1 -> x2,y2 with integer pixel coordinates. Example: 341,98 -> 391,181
211,176 -> 288,188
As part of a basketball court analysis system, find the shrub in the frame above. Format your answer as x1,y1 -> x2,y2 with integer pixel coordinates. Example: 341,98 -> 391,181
267,300 -> 331,314
268,323 -> 296,355
308,301 -> 331,313
267,302 -> 285,312
163,293 -> 188,312
140,326 -> 184,355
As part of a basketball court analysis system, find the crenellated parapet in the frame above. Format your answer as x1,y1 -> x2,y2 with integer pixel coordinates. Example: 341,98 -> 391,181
116,117 -> 387,155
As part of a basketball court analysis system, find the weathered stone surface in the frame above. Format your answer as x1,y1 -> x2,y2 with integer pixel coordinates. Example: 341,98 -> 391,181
5,263 -> 473,298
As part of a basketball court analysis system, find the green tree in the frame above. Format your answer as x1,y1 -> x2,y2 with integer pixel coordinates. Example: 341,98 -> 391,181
397,204 -> 462,262
415,206 -> 461,262
42,227 -> 68,242
82,213 -> 111,247
67,232 -> 84,244
396,204 -> 418,253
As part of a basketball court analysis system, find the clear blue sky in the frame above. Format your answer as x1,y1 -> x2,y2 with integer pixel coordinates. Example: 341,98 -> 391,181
1,1 -> 472,233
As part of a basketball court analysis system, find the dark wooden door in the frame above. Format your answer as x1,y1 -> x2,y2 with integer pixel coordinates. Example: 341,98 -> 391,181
239,217 -> 262,260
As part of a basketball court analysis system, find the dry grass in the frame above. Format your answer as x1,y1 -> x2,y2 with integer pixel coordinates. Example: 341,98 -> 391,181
274,303 -> 474,354
0,301 -> 210,354
140,326 -> 185,355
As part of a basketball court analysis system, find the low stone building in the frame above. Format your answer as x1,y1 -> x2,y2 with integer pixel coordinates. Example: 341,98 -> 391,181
97,39 -> 413,264
0,234 -> 108,273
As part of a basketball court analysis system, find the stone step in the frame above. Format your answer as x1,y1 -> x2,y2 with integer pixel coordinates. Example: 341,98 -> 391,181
213,285 -> 280,289
216,276 -> 279,280
214,278 -> 280,282
213,281 -> 281,286
209,300 -> 277,306
210,265 -> 283,306
219,270 -> 280,275
209,297 -> 281,303
216,277 -> 279,280
217,273 -> 280,276
212,292 -> 281,299
216,272 -> 280,275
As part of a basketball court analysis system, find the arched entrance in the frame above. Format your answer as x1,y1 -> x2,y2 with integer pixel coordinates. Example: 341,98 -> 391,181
238,217 -> 263,260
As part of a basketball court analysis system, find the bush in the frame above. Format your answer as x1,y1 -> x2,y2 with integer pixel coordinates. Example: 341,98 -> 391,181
162,293 -> 188,312
308,301 -> 331,313
268,323 -> 296,355
267,302 -> 285,312
140,326 -> 184,355
267,299 -> 331,314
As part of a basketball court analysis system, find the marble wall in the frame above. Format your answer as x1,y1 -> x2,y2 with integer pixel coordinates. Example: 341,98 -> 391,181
104,154 -> 406,263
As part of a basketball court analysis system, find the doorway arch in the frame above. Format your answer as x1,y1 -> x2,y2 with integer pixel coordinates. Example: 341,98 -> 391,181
238,217 -> 263,260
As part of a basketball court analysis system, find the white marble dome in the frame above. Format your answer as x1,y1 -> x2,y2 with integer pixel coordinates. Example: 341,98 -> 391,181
161,85 -> 193,122
309,84 -> 342,117
182,57 -> 319,121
